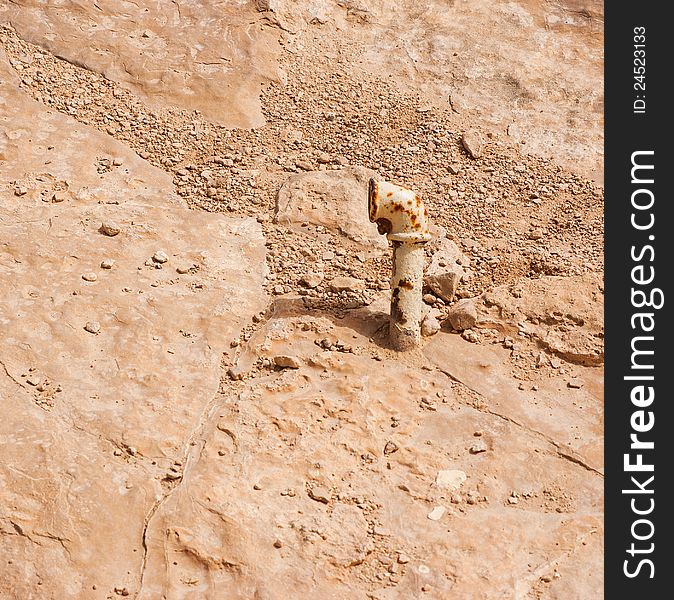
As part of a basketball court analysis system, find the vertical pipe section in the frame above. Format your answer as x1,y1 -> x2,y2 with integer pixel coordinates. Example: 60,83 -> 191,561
368,178 -> 432,351
390,240 -> 426,350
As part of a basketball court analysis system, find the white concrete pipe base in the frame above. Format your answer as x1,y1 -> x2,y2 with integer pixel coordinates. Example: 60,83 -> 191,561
390,241 -> 426,351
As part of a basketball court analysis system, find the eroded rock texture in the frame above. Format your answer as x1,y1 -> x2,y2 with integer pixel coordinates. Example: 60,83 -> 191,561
1,3 -> 603,598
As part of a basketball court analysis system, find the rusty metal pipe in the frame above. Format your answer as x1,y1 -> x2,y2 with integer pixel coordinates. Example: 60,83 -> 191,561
368,178 -> 432,350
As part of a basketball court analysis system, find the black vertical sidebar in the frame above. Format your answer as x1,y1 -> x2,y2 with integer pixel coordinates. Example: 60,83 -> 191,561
605,4 -> 671,596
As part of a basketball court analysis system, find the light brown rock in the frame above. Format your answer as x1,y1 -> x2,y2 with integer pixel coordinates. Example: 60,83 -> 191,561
308,486 -> 331,504
84,321 -> 101,334
274,355 -> 302,369
152,250 -> 169,264
328,276 -> 366,293
461,130 -> 484,159
447,299 -> 478,331
0,57 -> 267,597
99,222 -> 121,237
480,274 -> 604,365
424,238 -> 468,302
421,314 -> 441,337
274,167 -> 386,249
300,273 -> 324,289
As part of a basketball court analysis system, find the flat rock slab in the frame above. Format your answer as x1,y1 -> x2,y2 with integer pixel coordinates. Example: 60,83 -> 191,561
274,166 -> 387,250
0,202 -> 267,454
0,57 -> 267,597
423,333 -> 603,472
2,1 -> 281,127
0,372 -> 161,597
137,313 -> 601,598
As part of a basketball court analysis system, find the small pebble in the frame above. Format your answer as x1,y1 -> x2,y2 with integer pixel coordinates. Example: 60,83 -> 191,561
308,486 -> 331,504
274,355 -> 302,369
82,272 -> 98,282
176,263 -> 195,274
100,259 -> 115,269
99,222 -> 121,236
26,375 -> 41,387
461,130 -> 484,159
436,469 -> 467,490
300,273 -> 323,288
427,506 -> 446,521
421,314 -> 441,337
383,441 -> 399,455
84,321 -> 101,334
469,439 -> 487,454
152,250 -> 169,264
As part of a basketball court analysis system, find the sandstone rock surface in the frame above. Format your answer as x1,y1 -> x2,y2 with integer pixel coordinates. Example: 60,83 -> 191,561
0,6 -> 604,599
0,49 -> 267,597
1,0 -> 281,127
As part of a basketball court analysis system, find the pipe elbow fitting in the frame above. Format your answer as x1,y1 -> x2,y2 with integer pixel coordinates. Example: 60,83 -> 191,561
368,178 -> 431,242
